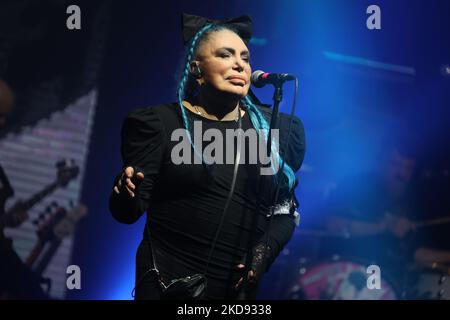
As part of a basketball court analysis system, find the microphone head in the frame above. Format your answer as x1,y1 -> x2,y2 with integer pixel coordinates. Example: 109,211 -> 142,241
251,70 -> 266,88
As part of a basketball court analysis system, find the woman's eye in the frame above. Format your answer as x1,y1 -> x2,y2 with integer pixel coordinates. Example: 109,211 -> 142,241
220,53 -> 231,58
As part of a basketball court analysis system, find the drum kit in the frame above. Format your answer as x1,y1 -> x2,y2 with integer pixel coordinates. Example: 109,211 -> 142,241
288,256 -> 400,300
282,222 -> 450,300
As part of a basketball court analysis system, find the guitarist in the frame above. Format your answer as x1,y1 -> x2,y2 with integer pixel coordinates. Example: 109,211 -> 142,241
0,79 -> 48,299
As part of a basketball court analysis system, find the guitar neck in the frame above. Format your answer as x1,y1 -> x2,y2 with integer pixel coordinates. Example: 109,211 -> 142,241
0,181 -> 60,231
17,182 -> 60,213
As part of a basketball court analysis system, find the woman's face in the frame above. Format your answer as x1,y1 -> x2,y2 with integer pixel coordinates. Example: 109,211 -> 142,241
194,29 -> 251,99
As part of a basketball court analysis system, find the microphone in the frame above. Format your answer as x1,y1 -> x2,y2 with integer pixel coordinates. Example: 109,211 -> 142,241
251,70 -> 295,88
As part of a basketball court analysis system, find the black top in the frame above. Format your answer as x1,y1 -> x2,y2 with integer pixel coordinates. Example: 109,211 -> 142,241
109,102 -> 305,299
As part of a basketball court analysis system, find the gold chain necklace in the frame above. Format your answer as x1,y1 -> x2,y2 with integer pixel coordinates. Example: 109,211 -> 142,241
194,104 -> 240,122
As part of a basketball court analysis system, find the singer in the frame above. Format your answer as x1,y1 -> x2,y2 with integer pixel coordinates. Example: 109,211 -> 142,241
109,13 -> 305,300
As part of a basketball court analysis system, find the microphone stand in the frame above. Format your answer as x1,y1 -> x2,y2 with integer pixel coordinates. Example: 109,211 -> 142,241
266,77 -> 285,157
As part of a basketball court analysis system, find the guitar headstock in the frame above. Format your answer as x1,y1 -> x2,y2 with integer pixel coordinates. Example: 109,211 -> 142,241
56,159 -> 79,187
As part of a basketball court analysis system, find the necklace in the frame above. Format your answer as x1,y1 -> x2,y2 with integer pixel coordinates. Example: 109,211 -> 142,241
193,104 -> 241,122
194,105 -> 203,115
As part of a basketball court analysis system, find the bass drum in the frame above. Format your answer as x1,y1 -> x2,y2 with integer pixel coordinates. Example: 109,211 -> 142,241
288,256 -> 400,300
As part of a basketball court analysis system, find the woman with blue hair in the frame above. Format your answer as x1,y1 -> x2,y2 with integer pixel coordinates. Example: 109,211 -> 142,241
109,13 -> 305,300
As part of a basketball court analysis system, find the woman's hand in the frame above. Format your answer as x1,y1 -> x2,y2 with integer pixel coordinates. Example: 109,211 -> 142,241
234,264 -> 257,290
113,166 -> 144,198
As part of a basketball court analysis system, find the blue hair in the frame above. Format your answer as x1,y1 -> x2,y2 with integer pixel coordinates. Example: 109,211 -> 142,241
177,24 -> 296,191
176,23 -> 216,164
241,95 -> 296,190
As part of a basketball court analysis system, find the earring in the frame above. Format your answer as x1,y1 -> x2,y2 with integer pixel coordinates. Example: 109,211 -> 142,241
191,65 -> 202,78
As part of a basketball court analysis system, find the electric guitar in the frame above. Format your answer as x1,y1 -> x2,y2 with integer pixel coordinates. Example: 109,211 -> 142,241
0,159 -> 79,231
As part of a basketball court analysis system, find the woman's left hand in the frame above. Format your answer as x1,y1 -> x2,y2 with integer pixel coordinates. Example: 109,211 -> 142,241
234,264 -> 257,290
